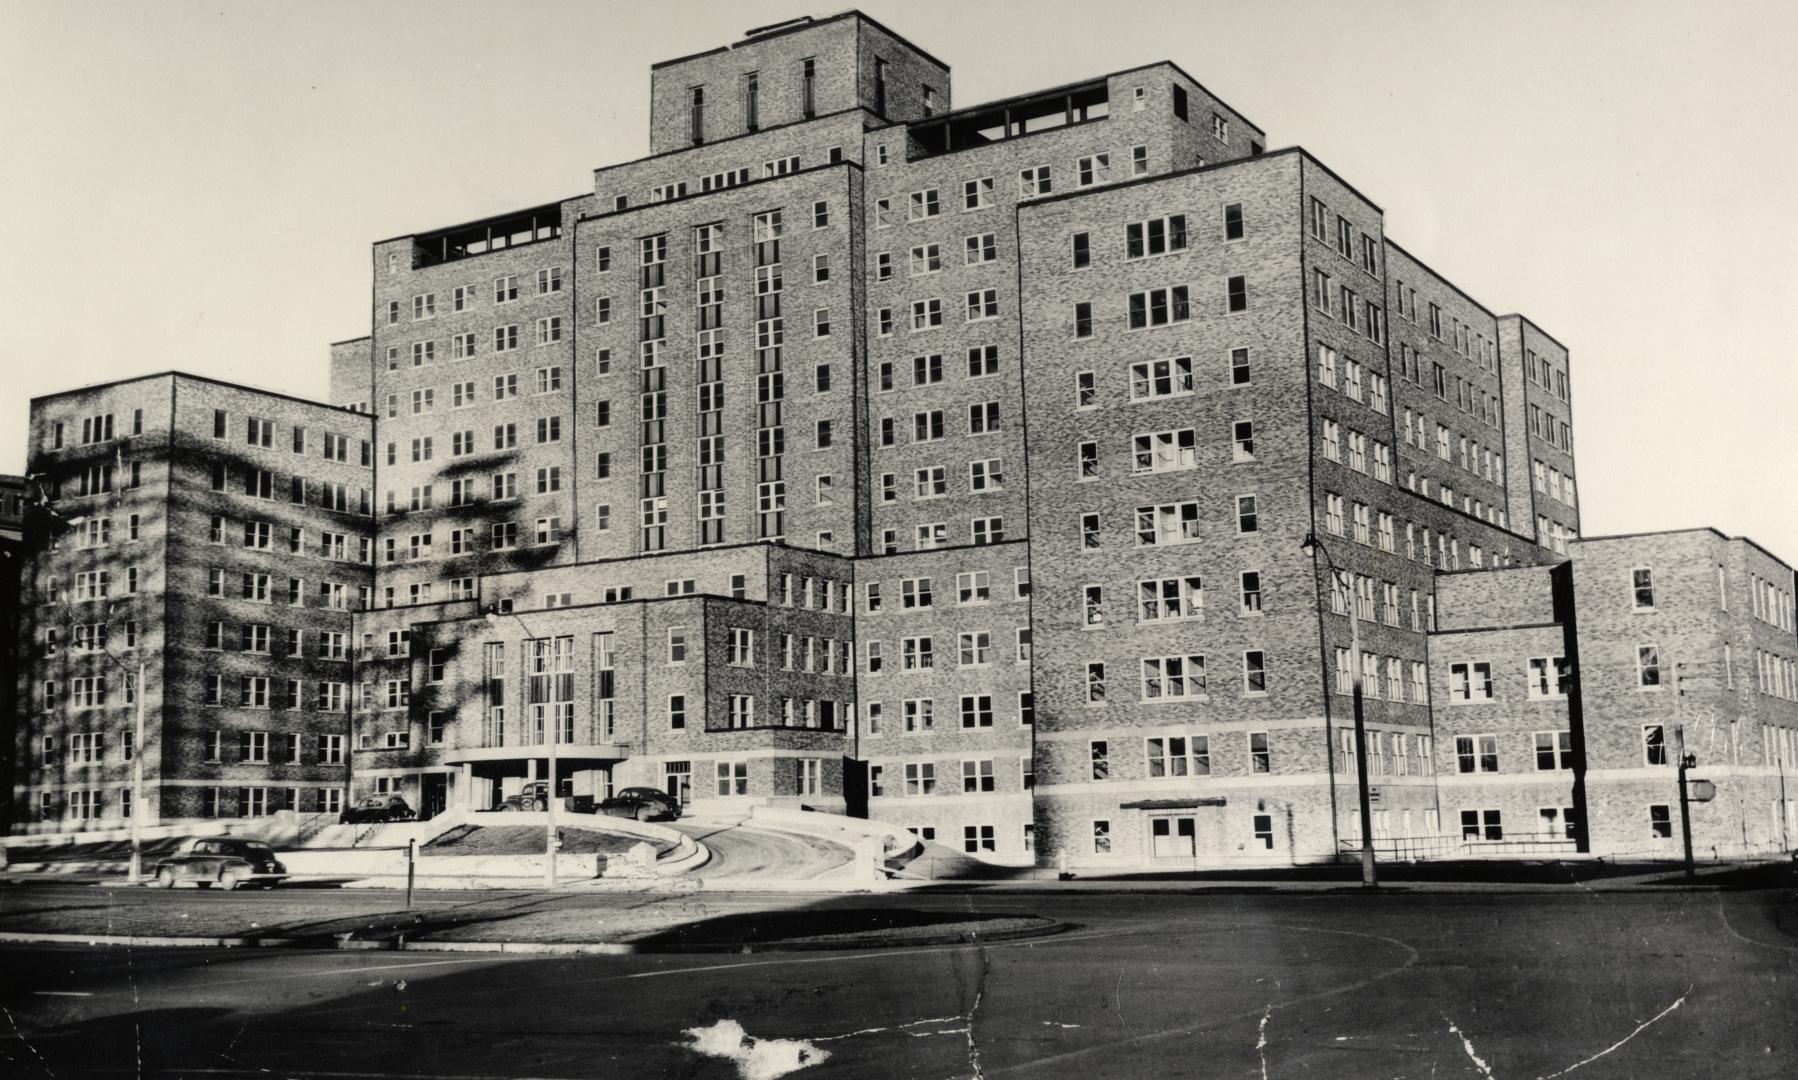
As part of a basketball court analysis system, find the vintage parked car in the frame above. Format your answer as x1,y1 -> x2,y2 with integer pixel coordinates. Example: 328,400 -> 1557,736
598,786 -> 683,822
152,837 -> 287,890
496,782 -> 594,814
339,795 -> 416,824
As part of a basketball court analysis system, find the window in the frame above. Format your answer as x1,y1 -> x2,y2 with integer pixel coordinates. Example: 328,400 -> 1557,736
909,188 -> 940,221
1125,216 -> 1187,259
1534,731 -> 1574,771
1455,735 -> 1500,773
1071,231 -> 1090,269
1461,809 -> 1503,842
1643,724 -> 1667,766
965,289 -> 999,322
966,233 -> 997,265
1632,568 -> 1656,610
1223,203 -> 1244,241
1132,429 -> 1196,474
1239,572 -> 1263,616
1018,166 -> 1052,198
1244,653 -> 1268,695
1528,656 -> 1572,698
1249,731 -> 1270,772
1077,153 -> 1110,186
1073,301 -> 1093,338
1637,645 -> 1662,689
1127,286 -> 1190,329
1235,495 -> 1259,534
1649,804 -> 1673,838
1141,655 -> 1207,700
1226,276 -> 1247,312
1130,357 -> 1194,400
1136,501 -> 1200,545
964,177 -> 994,210
960,696 -> 994,730
1449,662 -> 1494,702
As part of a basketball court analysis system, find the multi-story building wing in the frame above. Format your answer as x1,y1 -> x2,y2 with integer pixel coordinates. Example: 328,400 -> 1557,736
14,373 -> 374,830
1432,529 -> 1798,857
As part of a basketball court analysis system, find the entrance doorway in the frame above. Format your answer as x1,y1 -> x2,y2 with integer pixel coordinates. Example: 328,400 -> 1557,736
1150,815 -> 1196,858
422,774 -> 448,820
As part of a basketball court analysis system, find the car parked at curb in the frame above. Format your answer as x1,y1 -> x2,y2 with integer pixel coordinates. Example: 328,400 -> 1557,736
152,837 -> 287,890
599,786 -> 683,822
339,795 -> 416,824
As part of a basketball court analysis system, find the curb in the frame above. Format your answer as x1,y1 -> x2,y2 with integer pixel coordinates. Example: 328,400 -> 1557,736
0,919 -> 1070,956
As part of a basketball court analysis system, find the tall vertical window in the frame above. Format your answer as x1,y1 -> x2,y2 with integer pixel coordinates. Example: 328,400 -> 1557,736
689,86 -> 705,145
527,637 -> 576,745
742,71 -> 759,131
874,57 -> 888,116
801,58 -> 816,117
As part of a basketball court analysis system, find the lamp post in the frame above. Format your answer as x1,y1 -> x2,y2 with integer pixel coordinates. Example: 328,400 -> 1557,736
484,604 -> 558,888
81,597 -> 147,885
1301,532 -> 1377,888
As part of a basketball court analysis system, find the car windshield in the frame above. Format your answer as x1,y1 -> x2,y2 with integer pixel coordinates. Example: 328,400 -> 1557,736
241,843 -> 276,859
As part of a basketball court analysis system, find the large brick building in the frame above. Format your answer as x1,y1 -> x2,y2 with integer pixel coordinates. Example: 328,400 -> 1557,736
10,12 -> 1794,864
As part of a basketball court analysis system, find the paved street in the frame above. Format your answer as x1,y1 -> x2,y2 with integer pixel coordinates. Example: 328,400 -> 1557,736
1,881 -> 1792,1078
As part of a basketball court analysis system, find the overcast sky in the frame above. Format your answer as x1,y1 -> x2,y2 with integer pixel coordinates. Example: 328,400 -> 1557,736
2,0 -> 1794,560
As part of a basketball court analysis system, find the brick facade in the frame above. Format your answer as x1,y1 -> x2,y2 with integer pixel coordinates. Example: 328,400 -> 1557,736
16,11 -> 1786,868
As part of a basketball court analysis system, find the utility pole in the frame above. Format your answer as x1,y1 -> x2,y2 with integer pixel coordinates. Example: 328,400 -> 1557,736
128,658 -> 145,884
1675,723 -> 1696,881
1302,533 -> 1376,888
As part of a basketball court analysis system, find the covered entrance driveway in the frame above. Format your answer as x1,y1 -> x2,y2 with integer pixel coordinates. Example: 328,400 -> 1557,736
444,743 -> 630,811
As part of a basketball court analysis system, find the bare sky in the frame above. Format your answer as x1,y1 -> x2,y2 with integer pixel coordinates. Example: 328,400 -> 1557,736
2,0 -> 1794,559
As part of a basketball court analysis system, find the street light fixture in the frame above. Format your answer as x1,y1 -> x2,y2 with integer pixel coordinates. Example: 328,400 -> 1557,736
484,603 -> 559,888
1301,532 -> 1378,888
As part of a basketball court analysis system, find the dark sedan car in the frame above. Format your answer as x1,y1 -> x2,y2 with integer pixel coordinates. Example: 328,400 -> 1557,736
599,787 -> 682,822
339,795 -> 416,824
152,837 -> 287,890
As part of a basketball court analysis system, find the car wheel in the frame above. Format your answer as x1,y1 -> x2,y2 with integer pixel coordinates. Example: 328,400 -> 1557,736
533,798 -> 547,812
218,871 -> 240,892
155,867 -> 177,889
635,805 -> 653,822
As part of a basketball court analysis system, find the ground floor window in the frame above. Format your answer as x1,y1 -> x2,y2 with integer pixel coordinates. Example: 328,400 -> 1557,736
1252,814 -> 1274,849
322,788 -> 343,814
1537,806 -> 1580,839
1092,819 -> 1112,854
1460,808 -> 1503,841
1649,804 -> 1673,838
1024,823 -> 1035,853
963,825 -> 995,853
238,787 -> 268,817
796,759 -> 820,797
715,761 -> 748,796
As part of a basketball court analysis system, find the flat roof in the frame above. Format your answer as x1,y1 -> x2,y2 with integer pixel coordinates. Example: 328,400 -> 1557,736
1576,527 -> 1793,571
30,370 -> 372,420
370,193 -> 591,248
1018,145 -> 1381,218
911,59 -> 1264,138
650,10 -> 951,75
1384,238 -> 1498,321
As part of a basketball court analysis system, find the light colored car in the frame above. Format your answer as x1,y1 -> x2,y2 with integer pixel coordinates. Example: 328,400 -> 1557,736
152,837 -> 288,890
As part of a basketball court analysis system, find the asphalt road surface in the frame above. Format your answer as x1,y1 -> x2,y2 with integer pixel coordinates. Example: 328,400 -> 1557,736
1,885 -> 1792,1079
